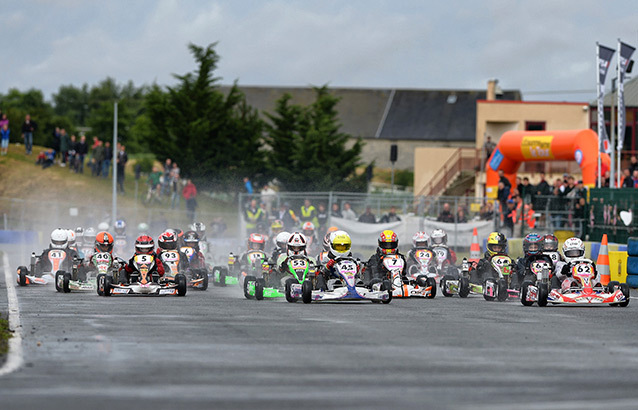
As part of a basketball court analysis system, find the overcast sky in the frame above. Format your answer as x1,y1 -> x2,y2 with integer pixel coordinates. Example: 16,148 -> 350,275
3,0 -> 637,103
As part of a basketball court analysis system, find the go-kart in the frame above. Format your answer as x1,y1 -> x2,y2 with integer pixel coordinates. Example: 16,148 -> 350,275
238,250 -> 284,300
55,252 -> 118,294
98,253 -> 187,296
304,257 -> 392,304
17,250 -> 70,286
174,246 -> 209,290
211,253 -> 240,286
520,260 -> 553,307
482,254 -> 517,302
440,258 -> 478,298
546,258 -> 629,306
283,255 -> 318,303
387,255 -> 436,298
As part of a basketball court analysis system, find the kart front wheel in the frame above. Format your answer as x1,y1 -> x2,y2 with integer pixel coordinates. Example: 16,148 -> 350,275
483,279 -> 496,301
441,275 -> 455,297
103,275 -> 113,297
459,277 -> 470,298
199,269 -> 209,291
218,267 -> 228,288
496,279 -> 508,302
302,280 -> 313,304
607,281 -> 620,294
243,275 -> 256,300
63,272 -> 71,293
382,279 -> 392,304
55,271 -> 63,292
17,266 -> 28,287
176,274 -> 187,296
617,283 -> 630,307
537,283 -> 549,307
96,274 -> 105,296
520,281 -> 534,306
255,278 -> 265,300
285,278 -> 298,303
425,276 -> 436,299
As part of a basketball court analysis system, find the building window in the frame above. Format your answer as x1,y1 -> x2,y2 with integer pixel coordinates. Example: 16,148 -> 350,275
525,121 -> 546,131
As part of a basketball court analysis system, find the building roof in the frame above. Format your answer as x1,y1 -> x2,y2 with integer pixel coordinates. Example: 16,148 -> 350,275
597,75 -> 638,106
221,85 -> 521,142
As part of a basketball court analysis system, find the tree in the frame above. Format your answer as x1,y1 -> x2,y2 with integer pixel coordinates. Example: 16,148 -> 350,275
0,88 -> 59,147
264,86 -> 367,192
145,43 -> 265,190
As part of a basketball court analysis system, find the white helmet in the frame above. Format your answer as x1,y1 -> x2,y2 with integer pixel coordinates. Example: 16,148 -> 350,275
562,237 -> 585,262
67,229 -> 77,246
287,232 -> 307,256
412,231 -> 430,248
50,228 -> 68,249
84,227 -> 97,245
191,222 -> 206,237
276,231 -> 291,250
137,222 -> 150,234
98,222 -> 109,231
430,229 -> 447,246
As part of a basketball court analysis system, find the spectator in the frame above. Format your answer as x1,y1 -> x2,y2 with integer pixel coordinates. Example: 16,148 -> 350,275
503,199 -> 516,237
244,199 -> 264,234
59,128 -> 70,166
260,184 -> 276,214
1,123 -> 10,156
633,170 -> 638,188
116,144 -> 128,193
102,141 -> 112,178
67,135 -> 77,170
170,162 -> 180,208
182,179 -> 197,223
498,169 -> 511,188
243,177 -> 253,195
437,202 -> 455,223
497,181 -> 510,214
573,197 -> 586,227
0,113 -> 8,129
519,177 -> 533,204
331,203 -> 342,218
36,151 -> 46,165
316,203 -> 329,237
76,135 -> 88,173
358,206 -> 377,223
147,165 -> 162,194
630,155 -> 638,175
534,172 -> 551,211
162,158 -> 172,195
300,198 -> 318,226
380,206 -> 401,223
523,203 -> 536,229
621,168 -> 633,188
479,201 -> 494,221
602,170 -> 611,187
276,202 -> 298,231
258,202 -> 270,232
341,202 -> 357,221
549,184 -> 564,229
42,149 -> 55,169
92,140 -> 104,176
456,205 -> 467,223
21,114 -> 36,155
51,127 -> 60,161
483,135 -> 496,161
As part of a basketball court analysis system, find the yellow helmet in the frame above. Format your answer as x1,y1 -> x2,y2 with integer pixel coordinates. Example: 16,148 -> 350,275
330,231 -> 352,258
486,232 -> 507,256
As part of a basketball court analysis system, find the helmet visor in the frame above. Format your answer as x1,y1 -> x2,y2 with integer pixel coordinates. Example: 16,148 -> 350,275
379,241 -> 397,250
333,242 -> 351,253
52,238 -> 67,247
289,245 -> 305,253
431,236 -> 444,245
97,243 -> 113,253
488,243 -> 505,253
136,244 -> 153,254
565,249 -> 583,258
527,243 -> 540,253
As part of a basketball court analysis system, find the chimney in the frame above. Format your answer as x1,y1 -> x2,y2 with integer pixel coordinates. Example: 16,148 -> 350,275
487,79 -> 497,101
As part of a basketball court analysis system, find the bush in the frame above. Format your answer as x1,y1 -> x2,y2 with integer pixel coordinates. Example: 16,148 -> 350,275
394,170 -> 414,187
133,155 -> 155,173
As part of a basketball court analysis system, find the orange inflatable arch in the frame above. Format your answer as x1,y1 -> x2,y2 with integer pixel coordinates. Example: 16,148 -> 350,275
486,129 -> 611,198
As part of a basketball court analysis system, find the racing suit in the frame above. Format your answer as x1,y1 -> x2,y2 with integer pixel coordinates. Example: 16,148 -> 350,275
122,253 -> 165,283
559,259 -> 599,288
473,251 -> 509,285
364,250 -> 407,286
277,253 -> 317,288
156,248 -> 190,274
405,247 -> 431,275
319,250 -> 355,290
514,253 -> 556,289
34,246 -> 81,276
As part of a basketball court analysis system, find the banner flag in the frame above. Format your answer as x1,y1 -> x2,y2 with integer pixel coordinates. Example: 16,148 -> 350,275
617,41 -> 635,151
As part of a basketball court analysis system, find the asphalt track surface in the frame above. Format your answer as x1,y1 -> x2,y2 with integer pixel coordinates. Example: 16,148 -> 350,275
2,251 -> 638,409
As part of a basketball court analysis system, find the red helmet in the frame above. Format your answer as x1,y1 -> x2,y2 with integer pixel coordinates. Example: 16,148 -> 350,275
135,235 -> 154,254
95,231 -> 114,253
248,233 -> 265,251
378,230 -> 398,255
158,231 -> 178,250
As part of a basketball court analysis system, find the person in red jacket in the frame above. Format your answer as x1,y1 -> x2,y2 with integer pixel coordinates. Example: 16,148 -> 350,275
182,179 -> 197,222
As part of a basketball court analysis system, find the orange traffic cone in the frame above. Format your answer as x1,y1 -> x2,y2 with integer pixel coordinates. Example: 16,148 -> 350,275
469,227 -> 481,262
597,234 -> 610,285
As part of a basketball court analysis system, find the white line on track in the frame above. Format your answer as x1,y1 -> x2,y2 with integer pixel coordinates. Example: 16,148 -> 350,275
0,253 -> 23,376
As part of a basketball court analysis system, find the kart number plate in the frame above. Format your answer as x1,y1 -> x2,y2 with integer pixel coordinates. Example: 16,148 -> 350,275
159,288 -> 176,295
161,251 -> 180,262
112,288 -> 129,294
383,257 -> 404,270
434,247 -> 447,262
291,259 -> 308,269
134,254 -> 154,264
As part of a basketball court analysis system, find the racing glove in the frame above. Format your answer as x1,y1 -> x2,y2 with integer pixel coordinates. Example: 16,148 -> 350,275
561,264 -> 572,277
326,259 -> 335,270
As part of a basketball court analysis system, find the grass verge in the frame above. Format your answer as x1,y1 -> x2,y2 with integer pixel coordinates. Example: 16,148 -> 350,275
0,316 -> 10,356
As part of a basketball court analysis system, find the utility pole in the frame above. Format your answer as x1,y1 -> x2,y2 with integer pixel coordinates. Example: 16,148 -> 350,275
112,102 -> 118,226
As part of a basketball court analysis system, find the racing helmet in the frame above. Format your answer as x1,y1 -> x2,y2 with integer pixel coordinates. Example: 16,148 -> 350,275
158,231 -> 178,250
270,220 -> 284,236
378,230 -> 398,255
330,231 -> 352,258
190,222 -> 206,238
275,231 -> 291,250
287,232 -> 307,256
134,235 -> 155,254
562,237 -> 585,262
50,228 -> 68,249
98,222 -> 109,231
542,234 -> 559,252
523,233 -> 542,256
67,229 -> 77,247
137,222 -> 150,235
95,231 -> 114,253
412,231 -> 430,249
248,233 -> 266,251
114,219 -> 126,236
327,226 -> 339,233
183,230 -> 200,249
322,231 -> 333,251
172,228 -> 184,246
486,232 -> 507,256
75,227 -> 84,243
84,227 -> 97,246
430,229 -> 447,246
302,221 -> 315,239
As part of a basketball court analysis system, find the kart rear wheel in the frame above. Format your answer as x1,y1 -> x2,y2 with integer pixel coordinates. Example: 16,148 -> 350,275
55,271 -> 63,292
302,279 -> 313,304
243,275 -> 256,300
520,281 -> 534,306
441,275 -> 455,297
496,279 -> 508,302
617,283 -> 630,307
425,277 -> 437,299
459,277 -> 470,298
382,279 -> 392,304
483,279 -> 496,301
285,278 -> 298,303
200,270 -> 209,291
537,282 -> 549,307
103,275 -> 113,297
96,274 -> 105,296
63,272 -> 71,293
255,278 -> 265,300
176,274 -> 187,296
17,266 -> 28,287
